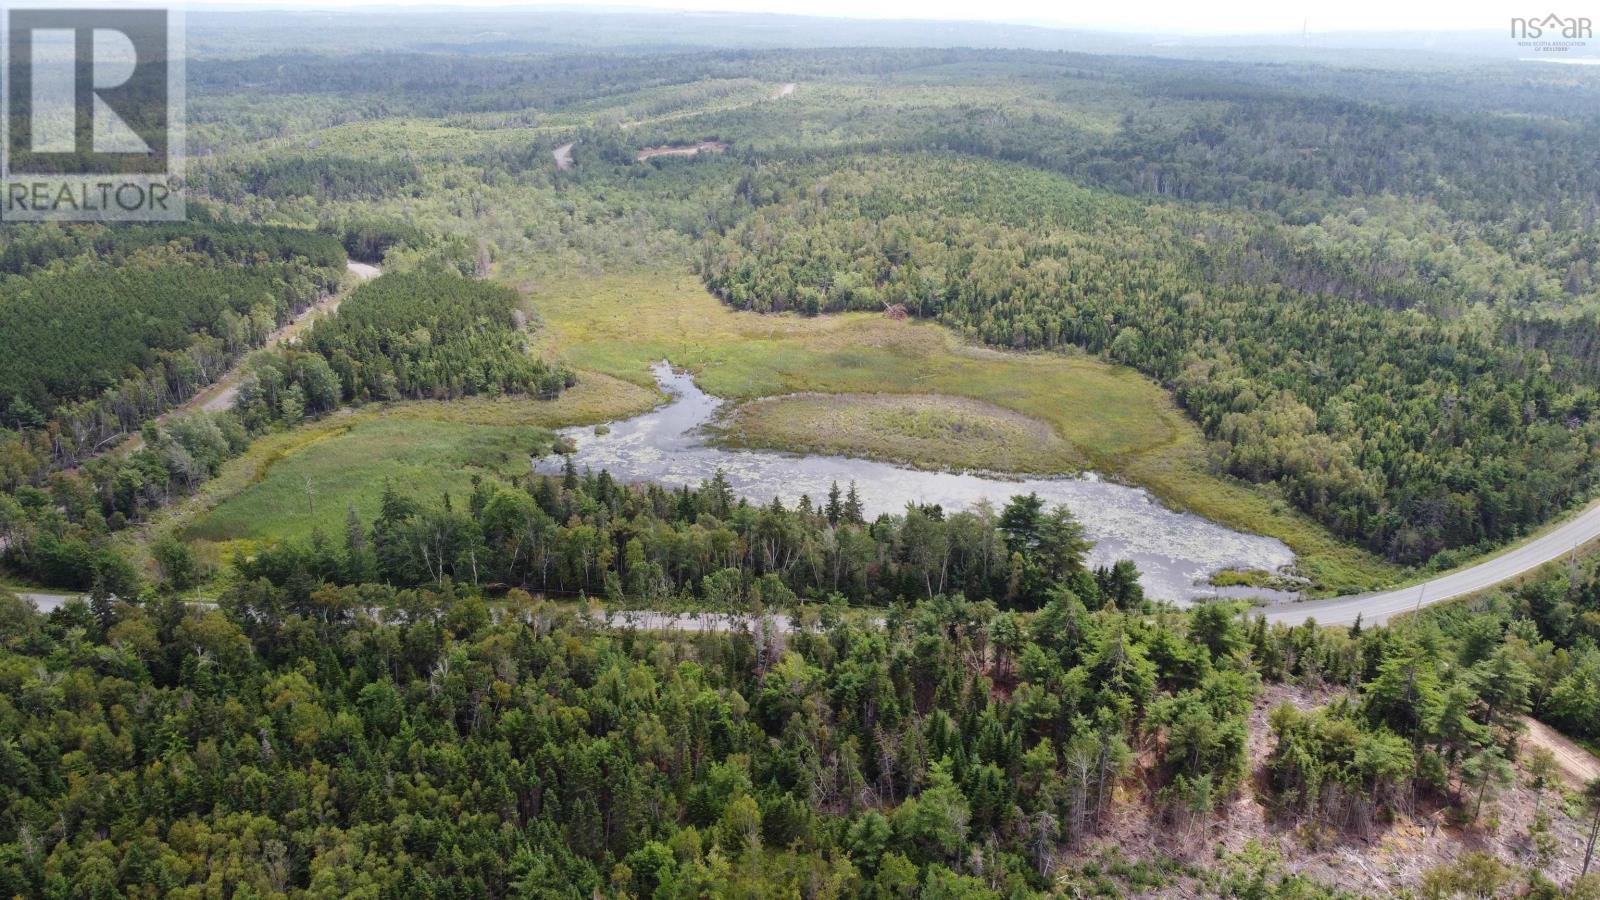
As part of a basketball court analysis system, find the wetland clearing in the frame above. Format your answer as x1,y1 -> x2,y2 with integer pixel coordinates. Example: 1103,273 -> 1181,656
536,362 -> 1297,602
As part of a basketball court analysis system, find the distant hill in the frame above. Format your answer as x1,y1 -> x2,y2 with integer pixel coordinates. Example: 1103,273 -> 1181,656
186,8 -> 1598,66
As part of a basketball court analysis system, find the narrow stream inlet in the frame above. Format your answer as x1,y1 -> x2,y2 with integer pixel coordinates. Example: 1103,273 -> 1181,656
535,363 -> 1297,603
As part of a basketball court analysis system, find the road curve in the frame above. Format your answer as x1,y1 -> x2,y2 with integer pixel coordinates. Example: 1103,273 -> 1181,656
12,490 -> 1600,632
1260,500 -> 1600,626
14,499 -> 1600,627
552,142 -> 574,171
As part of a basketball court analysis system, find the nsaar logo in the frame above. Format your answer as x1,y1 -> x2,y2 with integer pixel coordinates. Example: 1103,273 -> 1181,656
1511,12 -> 1593,51
2,5 -> 185,222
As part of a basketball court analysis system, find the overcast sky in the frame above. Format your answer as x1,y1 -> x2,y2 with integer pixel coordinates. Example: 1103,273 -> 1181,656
190,0 -> 1525,36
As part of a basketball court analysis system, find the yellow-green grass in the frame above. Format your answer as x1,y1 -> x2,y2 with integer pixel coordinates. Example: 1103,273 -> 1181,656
714,392 -> 1086,474
522,270 -> 1398,594
151,373 -> 657,566
187,416 -> 534,547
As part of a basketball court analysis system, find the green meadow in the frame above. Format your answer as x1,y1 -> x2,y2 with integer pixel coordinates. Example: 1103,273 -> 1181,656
173,373 -> 656,558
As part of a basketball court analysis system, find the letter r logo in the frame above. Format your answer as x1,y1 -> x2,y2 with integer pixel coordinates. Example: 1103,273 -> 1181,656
4,8 -> 170,175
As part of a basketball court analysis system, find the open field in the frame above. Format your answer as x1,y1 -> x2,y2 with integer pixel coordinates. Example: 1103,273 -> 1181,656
167,372 -> 656,557
523,270 -> 1399,593
186,416 -> 542,546
713,391 -> 1086,474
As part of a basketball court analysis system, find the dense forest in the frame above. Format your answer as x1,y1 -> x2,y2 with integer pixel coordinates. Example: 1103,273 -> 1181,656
228,271 -> 573,435
231,459 -> 1600,753
297,272 -> 572,404
4,473 -> 1597,897
0,266 -> 570,589
700,156 -> 1600,564
6,18 -> 1600,898
0,219 -> 344,461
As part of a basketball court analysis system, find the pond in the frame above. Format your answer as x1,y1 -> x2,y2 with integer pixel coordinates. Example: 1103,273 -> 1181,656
534,362 -> 1297,603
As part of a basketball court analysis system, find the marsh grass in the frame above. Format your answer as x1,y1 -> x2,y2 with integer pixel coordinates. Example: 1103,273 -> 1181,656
158,373 -> 656,564
714,392 -> 1087,474
525,270 -> 1399,593
187,416 -> 539,545
169,269 -> 1394,594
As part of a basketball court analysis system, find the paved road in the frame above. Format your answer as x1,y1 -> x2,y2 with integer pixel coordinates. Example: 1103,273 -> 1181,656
17,592 -> 74,613
1260,500 -> 1600,626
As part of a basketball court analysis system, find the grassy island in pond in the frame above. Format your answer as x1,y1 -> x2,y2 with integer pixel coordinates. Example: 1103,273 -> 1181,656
713,392 -> 1085,474
524,271 -> 1399,594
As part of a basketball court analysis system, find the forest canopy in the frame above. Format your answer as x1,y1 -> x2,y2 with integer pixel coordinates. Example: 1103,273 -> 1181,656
699,156 -> 1600,564
4,21 -> 1600,900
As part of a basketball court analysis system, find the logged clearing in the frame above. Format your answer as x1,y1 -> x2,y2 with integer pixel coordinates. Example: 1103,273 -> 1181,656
636,141 -> 728,160
1091,683 -> 1600,894
715,391 -> 1086,473
524,271 -> 1397,593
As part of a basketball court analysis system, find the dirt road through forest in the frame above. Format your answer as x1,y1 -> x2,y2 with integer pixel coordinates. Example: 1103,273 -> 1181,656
1522,716 -> 1600,788
123,260 -> 381,446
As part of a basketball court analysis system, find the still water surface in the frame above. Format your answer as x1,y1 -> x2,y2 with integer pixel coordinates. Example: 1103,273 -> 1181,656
535,363 -> 1296,603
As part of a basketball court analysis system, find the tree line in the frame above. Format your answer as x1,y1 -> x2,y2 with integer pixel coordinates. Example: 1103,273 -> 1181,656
699,155 -> 1600,564
233,465 -> 1144,614
1,474 -> 1593,895
0,269 -> 573,589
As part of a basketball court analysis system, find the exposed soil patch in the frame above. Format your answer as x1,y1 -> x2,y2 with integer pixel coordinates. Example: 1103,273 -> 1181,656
636,140 -> 728,161
1522,716 -> 1600,789
1076,683 -> 1598,895
552,141 -> 574,170
774,82 -> 796,98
